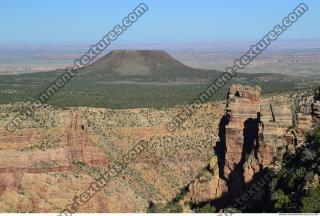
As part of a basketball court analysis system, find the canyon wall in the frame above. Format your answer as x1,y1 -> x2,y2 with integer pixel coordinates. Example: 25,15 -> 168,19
0,102 -> 224,212
312,86 -> 320,124
222,84 -> 293,199
0,114 -> 107,173
0,85 -> 318,212
188,84 -> 300,205
188,84 -> 320,207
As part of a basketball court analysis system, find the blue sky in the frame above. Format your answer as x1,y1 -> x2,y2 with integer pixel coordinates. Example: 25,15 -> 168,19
0,0 -> 319,43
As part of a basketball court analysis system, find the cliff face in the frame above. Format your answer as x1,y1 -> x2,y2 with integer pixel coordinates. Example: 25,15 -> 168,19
187,84 -> 320,209
0,85 -> 318,212
312,87 -> 320,124
221,85 -> 293,198
224,86 -> 261,175
0,114 -> 107,174
187,156 -> 227,204
187,84 -> 297,205
0,102 -> 225,212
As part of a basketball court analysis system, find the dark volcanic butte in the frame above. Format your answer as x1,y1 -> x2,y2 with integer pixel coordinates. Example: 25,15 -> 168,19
73,49 -> 224,82
88,50 -> 193,76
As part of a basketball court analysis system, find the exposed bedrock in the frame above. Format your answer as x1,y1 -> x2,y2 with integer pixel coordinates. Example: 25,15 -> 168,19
0,114 -> 107,174
174,85 -> 320,208
312,86 -> 320,124
187,155 -> 228,204
148,84 -> 320,210
187,84 -> 295,205
218,84 -> 294,201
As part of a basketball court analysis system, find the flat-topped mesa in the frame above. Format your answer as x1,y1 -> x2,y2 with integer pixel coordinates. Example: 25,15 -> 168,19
312,86 -> 320,124
88,49 -> 193,76
109,49 -> 169,57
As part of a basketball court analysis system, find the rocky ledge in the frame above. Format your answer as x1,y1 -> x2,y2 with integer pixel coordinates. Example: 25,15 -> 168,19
187,84 -> 319,206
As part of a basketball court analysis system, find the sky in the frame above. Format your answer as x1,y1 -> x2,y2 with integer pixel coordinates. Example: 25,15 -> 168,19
0,0 -> 319,43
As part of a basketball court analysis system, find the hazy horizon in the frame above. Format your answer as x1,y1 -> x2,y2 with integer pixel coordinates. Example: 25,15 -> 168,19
1,38 -> 320,74
1,0 -> 319,74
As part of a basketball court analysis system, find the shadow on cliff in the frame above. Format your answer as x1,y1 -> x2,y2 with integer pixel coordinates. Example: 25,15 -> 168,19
229,117 -> 260,197
213,113 -> 266,210
214,115 -> 229,180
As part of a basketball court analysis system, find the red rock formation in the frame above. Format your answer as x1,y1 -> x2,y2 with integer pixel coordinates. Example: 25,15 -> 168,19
186,84 -> 299,206
312,87 -> 320,123
296,114 -> 313,136
243,155 -> 260,184
187,156 -> 227,204
155,85 -> 319,208
289,87 -> 320,148
224,85 -> 261,180
222,84 -> 293,198
0,113 -> 107,174
66,114 -> 108,167
259,103 -> 292,168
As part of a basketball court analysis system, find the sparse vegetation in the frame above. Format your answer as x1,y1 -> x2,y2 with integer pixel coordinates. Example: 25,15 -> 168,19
0,51 -> 318,109
301,186 -> 320,212
194,203 -> 217,213
147,201 -> 183,213
32,160 -> 58,169
261,126 -> 320,213
18,133 -> 61,152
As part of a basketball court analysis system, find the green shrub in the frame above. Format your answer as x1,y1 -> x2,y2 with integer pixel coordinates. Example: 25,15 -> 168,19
301,186 -> 320,213
272,189 -> 291,211
147,202 -> 163,213
307,126 -> 320,152
147,201 -> 183,213
195,203 -> 216,213
166,203 -> 183,213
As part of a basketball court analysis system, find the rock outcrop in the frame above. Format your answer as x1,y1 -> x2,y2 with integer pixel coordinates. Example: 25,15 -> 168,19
0,102 -> 224,212
296,114 -> 313,136
258,103 -> 293,168
185,84 -> 296,206
187,84 -> 295,205
223,85 -> 261,178
312,86 -> 320,123
179,85 -> 320,209
0,114 -> 107,174
289,86 -> 320,147
0,85 -> 319,213
187,156 -> 227,204
219,84 -> 294,199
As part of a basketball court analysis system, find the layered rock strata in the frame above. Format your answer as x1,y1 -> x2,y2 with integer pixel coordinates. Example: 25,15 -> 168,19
187,84 -> 294,204
176,85 -> 320,208
187,156 -> 227,204
222,85 -> 293,199
0,114 -> 107,173
312,86 -> 320,123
